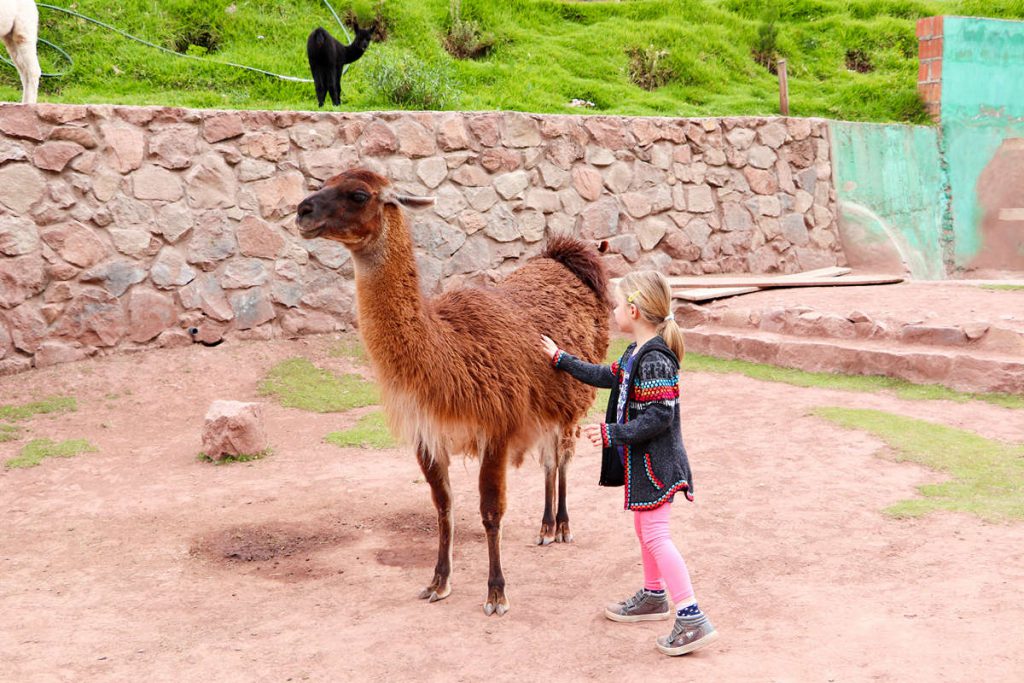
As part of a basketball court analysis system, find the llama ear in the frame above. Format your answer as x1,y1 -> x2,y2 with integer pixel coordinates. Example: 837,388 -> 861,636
380,188 -> 435,208
395,194 -> 436,208
597,240 -> 610,253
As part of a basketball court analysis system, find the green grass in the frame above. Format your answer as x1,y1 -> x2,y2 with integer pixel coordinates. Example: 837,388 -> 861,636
8,0 -> 1024,121
683,352 -> 1024,409
5,438 -> 98,469
259,357 -> 379,412
0,396 -> 77,422
981,284 -> 1024,292
324,410 -> 398,448
815,407 -> 1024,520
0,424 -> 21,443
329,334 -> 369,366
586,336 -> 1023,412
197,448 -> 272,464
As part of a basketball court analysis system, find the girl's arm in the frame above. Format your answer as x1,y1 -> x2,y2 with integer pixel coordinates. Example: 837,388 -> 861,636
600,351 -> 678,447
542,336 -> 618,389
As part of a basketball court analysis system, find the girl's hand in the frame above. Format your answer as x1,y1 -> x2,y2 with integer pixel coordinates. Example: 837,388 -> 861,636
581,423 -> 604,447
539,334 -> 559,360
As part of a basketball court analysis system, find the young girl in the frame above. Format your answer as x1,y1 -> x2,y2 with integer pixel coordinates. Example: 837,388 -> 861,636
540,270 -> 717,657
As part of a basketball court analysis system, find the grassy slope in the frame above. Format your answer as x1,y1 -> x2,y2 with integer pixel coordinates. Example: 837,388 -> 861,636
5,0 -> 1024,121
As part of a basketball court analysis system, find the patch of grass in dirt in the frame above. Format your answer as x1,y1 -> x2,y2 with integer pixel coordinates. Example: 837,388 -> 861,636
197,448 -> 272,465
815,407 -> 1024,521
259,358 -> 378,412
325,411 -> 397,449
5,438 -> 98,469
0,396 -> 77,422
0,424 -> 22,442
980,284 -> 1024,292
329,335 -> 369,366
683,353 -> 1024,410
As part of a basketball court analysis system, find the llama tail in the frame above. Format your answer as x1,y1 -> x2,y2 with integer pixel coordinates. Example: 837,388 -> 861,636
542,236 -> 611,306
309,26 -> 329,49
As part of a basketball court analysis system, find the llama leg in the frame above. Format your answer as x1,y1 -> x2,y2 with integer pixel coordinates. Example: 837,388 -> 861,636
328,68 -> 342,106
416,447 -> 453,602
480,444 -> 510,616
555,429 -> 575,543
536,433 -> 558,545
3,32 -> 39,105
312,70 -> 328,108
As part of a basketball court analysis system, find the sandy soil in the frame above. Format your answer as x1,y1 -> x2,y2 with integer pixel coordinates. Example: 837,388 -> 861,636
2,335 -> 1023,682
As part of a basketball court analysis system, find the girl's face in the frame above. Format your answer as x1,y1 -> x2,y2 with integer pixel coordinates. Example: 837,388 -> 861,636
613,291 -> 636,334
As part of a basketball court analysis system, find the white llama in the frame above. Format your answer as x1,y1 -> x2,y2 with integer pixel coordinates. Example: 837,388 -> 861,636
0,0 -> 40,103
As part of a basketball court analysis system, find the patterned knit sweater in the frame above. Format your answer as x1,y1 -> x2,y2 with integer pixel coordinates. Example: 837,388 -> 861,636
552,336 -> 694,510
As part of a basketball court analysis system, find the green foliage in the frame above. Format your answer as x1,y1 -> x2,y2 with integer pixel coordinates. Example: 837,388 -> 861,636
752,10 -> 780,73
197,448 -> 272,464
259,358 -> 379,412
683,352 -> 1024,409
11,0 -> 1024,120
330,334 -> 370,365
0,396 -> 77,422
325,411 -> 398,449
444,0 -> 494,59
816,407 -> 1024,520
5,438 -> 98,469
625,45 -> 675,90
0,424 -> 21,443
365,51 -> 459,109
981,284 -> 1024,291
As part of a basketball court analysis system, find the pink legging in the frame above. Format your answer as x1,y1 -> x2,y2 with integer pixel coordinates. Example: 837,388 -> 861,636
633,503 -> 695,604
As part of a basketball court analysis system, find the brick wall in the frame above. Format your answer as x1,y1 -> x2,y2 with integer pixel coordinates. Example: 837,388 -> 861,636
917,16 -> 945,121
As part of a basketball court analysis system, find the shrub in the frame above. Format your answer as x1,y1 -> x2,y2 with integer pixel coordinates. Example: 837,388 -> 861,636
366,53 -> 459,109
443,0 -> 494,59
752,15 -> 779,73
625,45 -> 675,90
845,48 -> 873,73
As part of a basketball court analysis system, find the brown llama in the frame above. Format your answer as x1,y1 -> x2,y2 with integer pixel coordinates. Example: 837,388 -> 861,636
295,168 -> 610,615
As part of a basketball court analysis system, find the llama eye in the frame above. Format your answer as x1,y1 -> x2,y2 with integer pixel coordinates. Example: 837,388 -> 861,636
351,191 -> 370,204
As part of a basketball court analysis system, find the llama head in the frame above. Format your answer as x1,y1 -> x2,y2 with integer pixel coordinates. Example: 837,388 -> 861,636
296,167 -> 433,251
353,23 -> 375,51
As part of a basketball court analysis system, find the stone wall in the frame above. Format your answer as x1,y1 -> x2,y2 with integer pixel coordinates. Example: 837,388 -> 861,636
0,103 -> 843,374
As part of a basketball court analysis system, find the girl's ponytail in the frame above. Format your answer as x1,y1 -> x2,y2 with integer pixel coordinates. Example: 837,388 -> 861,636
659,317 -> 686,362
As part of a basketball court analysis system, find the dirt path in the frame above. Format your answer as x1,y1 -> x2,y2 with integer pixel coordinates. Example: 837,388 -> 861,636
2,336 -> 1022,682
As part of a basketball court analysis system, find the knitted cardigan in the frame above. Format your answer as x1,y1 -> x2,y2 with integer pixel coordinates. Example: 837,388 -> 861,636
552,336 -> 694,510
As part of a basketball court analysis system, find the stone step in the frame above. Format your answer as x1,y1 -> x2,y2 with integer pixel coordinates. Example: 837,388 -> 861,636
682,326 -> 1024,395
677,302 -> 1024,356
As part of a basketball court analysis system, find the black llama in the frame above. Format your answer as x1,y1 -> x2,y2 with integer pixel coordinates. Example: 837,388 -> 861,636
306,24 -> 375,107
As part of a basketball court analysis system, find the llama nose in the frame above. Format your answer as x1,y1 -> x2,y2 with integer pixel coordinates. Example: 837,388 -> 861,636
297,199 -> 315,219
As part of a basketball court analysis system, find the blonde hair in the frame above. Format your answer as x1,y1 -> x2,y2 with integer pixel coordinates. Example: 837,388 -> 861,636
618,270 -> 685,361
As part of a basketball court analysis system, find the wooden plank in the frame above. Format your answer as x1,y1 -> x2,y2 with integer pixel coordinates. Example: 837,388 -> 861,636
664,267 -> 852,289
612,267 -> 851,290
673,275 -> 903,290
674,286 -> 760,302
673,275 -> 904,303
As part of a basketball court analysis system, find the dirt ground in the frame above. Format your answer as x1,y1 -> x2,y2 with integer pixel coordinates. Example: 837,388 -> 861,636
2,334 -> 1023,682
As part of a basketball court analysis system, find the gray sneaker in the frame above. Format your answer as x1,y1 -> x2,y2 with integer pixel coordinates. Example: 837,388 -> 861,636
656,614 -> 719,656
604,589 -> 671,623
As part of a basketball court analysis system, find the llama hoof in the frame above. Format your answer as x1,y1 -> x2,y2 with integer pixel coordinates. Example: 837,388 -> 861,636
483,601 -> 510,616
483,589 -> 510,616
535,534 -> 555,546
555,523 -> 574,543
418,581 -> 451,602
